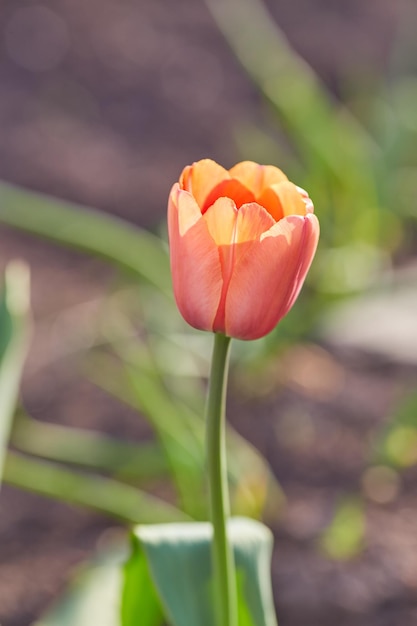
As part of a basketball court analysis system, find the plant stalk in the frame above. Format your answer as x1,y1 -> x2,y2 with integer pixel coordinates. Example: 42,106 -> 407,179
206,333 -> 237,626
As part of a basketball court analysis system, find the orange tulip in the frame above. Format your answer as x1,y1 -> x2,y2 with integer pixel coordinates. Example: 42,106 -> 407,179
168,159 -> 319,340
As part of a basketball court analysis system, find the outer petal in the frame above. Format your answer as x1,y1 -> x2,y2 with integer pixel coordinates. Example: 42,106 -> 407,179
179,159 -> 230,212
235,202 -> 275,247
168,184 -> 223,332
203,196 -> 238,246
208,201 -> 275,333
203,197 -> 238,293
224,214 -> 319,340
282,214 -> 320,311
229,161 -> 288,196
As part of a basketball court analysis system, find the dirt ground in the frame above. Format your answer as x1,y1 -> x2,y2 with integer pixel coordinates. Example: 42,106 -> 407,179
1,1 -> 417,625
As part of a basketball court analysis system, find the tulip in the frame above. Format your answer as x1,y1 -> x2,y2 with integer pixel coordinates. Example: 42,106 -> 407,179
168,159 -> 319,341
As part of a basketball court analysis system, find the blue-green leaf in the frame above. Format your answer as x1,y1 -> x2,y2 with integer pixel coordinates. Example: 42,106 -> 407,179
127,517 -> 278,626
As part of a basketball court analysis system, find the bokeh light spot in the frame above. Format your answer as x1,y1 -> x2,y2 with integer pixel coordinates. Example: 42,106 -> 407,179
386,427 -> 417,467
362,465 -> 401,504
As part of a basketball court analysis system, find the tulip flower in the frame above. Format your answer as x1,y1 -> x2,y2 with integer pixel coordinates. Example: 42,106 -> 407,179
168,159 -> 319,340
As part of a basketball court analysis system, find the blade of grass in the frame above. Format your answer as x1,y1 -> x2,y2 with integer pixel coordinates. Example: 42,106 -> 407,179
0,181 -> 171,294
204,0 -> 381,249
3,451 -> 189,524
11,413 -> 168,481
204,0 -> 378,175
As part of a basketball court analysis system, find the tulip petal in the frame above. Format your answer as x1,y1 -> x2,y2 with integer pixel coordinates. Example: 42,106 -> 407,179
284,214 -> 320,310
202,179 -> 255,213
229,161 -> 288,196
224,215 -> 319,340
203,196 -> 238,246
296,186 -> 315,214
269,181 -> 308,216
168,184 -> 203,237
203,197 -> 238,291
170,159 -> 319,340
202,197 -> 236,332
256,187 -> 285,222
179,159 -> 230,211
235,202 -> 275,245
168,186 -> 223,332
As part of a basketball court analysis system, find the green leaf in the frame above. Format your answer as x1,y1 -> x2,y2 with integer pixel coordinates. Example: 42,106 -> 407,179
0,262 -> 31,484
0,181 -> 170,294
0,274 -> 14,361
121,536 -> 164,626
127,517 -> 278,626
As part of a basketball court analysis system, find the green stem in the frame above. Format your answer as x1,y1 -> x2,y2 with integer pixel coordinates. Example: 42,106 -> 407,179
206,333 -> 237,626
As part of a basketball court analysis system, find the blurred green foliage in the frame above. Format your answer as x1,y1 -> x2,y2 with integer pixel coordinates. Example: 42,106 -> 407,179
320,497 -> 365,561
0,184 -> 280,526
373,389 -> 417,469
205,0 -> 417,354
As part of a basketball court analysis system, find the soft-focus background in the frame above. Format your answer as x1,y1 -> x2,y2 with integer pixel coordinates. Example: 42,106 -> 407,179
1,1 -> 417,625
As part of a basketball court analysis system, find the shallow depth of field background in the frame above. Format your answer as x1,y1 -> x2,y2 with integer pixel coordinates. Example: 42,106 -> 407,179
1,1 -> 417,625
